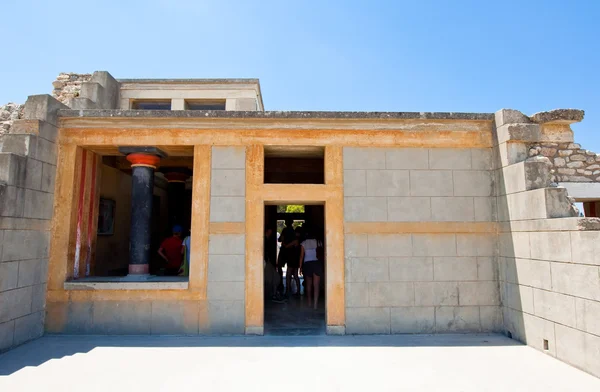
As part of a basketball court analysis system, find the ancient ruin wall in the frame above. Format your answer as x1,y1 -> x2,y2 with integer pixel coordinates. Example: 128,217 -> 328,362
0,103 -> 24,135
51,73 -> 92,104
529,142 -> 600,183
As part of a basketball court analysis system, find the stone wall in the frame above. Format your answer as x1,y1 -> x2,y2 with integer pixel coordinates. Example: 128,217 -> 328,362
529,142 -> 600,183
0,103 -> 24,135
51,73 -> 92,104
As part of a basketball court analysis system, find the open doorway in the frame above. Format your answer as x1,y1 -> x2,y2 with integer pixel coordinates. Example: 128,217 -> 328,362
263,204 -> 326,335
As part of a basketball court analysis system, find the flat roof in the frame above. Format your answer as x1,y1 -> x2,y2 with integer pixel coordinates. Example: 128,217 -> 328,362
117,78 -> 260,84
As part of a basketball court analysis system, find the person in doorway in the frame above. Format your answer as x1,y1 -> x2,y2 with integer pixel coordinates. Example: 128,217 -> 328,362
264,226 -> 285,302
277,218 -> 299,297
158,225 -> 184,276
179,230 -> 191,276
299,225 -> 324,310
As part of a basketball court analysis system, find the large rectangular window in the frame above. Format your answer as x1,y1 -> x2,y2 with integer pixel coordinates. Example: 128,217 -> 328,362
264,146 -> 325,184
185,100 -> 226,110
131,100 -> 172,110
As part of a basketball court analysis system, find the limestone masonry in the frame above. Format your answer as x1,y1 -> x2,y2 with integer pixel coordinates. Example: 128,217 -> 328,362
0,71 -> 599,380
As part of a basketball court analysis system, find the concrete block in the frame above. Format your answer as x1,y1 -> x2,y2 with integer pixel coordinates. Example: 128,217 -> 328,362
494,109 -> 530,128
412,234 -> 457,257
208,234 -> 245,255
211,146 -> 246,169
344,197 -> 387,222
345,282 -> 369,307
533,288 -> 576,327
385,148 -> 429,169
514,258 -> 552,290
208,255 -> 245,282
431,197 -> 475,221
235,98 -> 257,111
0,320 -> 14,351
390,307 -> 435,333
471,149 -> 493,170
0,153 -> 26,187
209,197 -> 245,222
24,158 -> 42,191
344,234 -> 368,258
349,257 -> 389,282
575,297 -> 600,336
0,286 -> 33,323
474,197 -> 496,222
389,257 -> 433,281
31,283 -> 46,313
498,232 -> 530,258
17,258 -> 47,287
477,257 -> 498,281
369,282 -> 414,307
367,234 -> 412,257
435,306 -> 480,332
414,282 -> 458,306
246,326 -> 264,335
387,196 -> 431,221
434,257 -> 477,281
345,258 -> 352,283
480,306 -> 503,332
13,310 -> 44,346
409,170 -> 453,196
90,71 -> 120,109
207,281 -> 245,300
453,171 -> 493,196
10,120 -> 58,143
65,301 -> 93,333
326,326 -> 345,335
151,301 -> 199,334
34,137 -> 56,165
92,301 -> 152,334
0,134 -> 37,157
496,123 -> 541,144
551,263 -> 600,301
0,261 -> 19,291
343,147 -> 386,170
555,324 -> 587,375
0,185 -> 25,218
505,283 -> 534,314
1,230 -> 49,262
210,169 -> 245,196
456,234 -> 496,257
429,149 -> 472,170
343,170 -> 366,196
23,95 -> 69,126
458,281 -> 500,306
40,163 -> 56,193
522,313 -> 557,356
346,307 -> 390,334
208,300 -> 245,334
497,142 -> 528,168
366,170 -> 409,196
571,231 -> 600,266
529,231 -> 571,262
544,187 -> 578,219
23,189 -> 54,220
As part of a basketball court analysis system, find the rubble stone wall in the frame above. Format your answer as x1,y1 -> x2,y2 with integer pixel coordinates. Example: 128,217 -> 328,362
51,73 -> 92,104
0,103 -> 24,135
529,142 -> 600,183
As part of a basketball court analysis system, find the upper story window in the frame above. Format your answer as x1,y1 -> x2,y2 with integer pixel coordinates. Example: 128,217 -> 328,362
185,100 -> 226,110
131,100 -> 172,110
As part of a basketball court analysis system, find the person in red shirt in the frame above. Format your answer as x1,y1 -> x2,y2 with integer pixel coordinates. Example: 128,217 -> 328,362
158,225 -> 184,276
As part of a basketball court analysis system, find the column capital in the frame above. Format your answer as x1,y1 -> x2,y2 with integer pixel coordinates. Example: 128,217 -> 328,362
126,153 -> 161,169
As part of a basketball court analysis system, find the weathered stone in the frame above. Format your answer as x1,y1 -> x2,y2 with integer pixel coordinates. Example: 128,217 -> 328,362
558,150 -> 573,157
528,148 -> 538,157
568,176 -> 592,182
593,170 -> 600,175
576,169 -> 586,174
570,154 -> 586,161
540,147 -> 557,156
557,168 -> 575,175
568,143 -> 582,149
554,157 -> 566,167
587,157 -> 596,164
586,150 -> 596,156
567,161 -> 584,168
584,171 -> 593,175
530,109 -> 584,124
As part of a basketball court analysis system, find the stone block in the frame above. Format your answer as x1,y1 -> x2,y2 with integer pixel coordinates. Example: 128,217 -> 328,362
435,306 -> 480,332
0,286 -> 33,323
522,313 -> 557,356
412,234 -> 456,257
454,171 -> 493,196
571,231 -> 600,265
0,320 -> 14,351
34,137 -> 56,165
495,123 -> 541,144
480,306 -> 503,332
151,301 -> 199,334
409,170 -> 453,196
385,148 -> 429,169
210,169 -> 245,196
10,119 -> 58,143
366,170 -> 409,196
474,197 -> 496,222
429,149 -> 471,170
431,197 -> 475,221
498,232 -> 530,258
0,185 -> 25,218
505,283 -> 534,314
0,134 -> 37,157
389,257 -> 433,281
23,95 -> 69,126
24,158 -> 42,191
344,234 -> 368,258
207,281 -> 245,301
343,147 -> 385,170
456,234 -> 496,257
414,282 -> 458,306
477,257 -> 498,281
551,263 -> 600,301
514,258 -> 552,290
13,311 -> 44,346
208,300 -> 245,334
1,230 -> 49,262
433,257 -> 477,281
497,142 -> 528,168
91,301 -> 152,334
349,257 -> 389,282
471,149 -> 493,170
554,324 -> 587,375
387,196 -> 431,221
494,109 -> 530,128
544,187 -> 577,219
343,170 -> 366,196
369,282 -> 414,307
211,146 -> 246,169
235,98 -> 257,111
17,258 -> 47,288
0,153 -> 26,187
64,301 -> 93,333
390,307 -> 435,333
345,282 -> 369,307
208,255 -> 245,282
367,234 -> 412,257
345,307 -> 390,334
529,231 -> 571,262
344,197 -> 387,222
208,234 -> 245,255
0,261 -> 19,291
575,297 -> 600,336
533,288 -> 576,327
458,281 -> 500,306
40,163 -> 56,193
345,258 -> 352,282
210,197 -> 245,222
31,283 -> 46,313
23,189 -> 53,220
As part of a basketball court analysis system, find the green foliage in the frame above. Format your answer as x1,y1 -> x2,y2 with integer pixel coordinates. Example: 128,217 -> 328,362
285,205 -> 305,213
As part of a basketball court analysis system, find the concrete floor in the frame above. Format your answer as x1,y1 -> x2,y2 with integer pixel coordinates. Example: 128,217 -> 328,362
264,294 -> 326,335
0,334 -> 598,391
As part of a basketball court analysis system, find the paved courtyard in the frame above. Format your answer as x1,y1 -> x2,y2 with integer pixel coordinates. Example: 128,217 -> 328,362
0,334 -> 598,391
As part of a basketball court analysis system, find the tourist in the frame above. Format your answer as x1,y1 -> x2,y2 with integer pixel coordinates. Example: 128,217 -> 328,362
265,227 -> 285,302
158,225 -> 184,276
277,218 -> 299,297
299,225 -> 324,310
179,230 -> 191,276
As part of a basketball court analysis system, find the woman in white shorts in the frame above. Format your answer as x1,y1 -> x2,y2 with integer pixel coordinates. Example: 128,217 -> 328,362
299,227 -> 324,310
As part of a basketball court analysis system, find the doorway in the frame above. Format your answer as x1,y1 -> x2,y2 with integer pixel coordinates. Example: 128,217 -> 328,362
263,204 -> 326,335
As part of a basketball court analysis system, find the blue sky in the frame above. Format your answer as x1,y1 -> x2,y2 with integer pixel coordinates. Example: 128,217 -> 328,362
1,1 -> 599,149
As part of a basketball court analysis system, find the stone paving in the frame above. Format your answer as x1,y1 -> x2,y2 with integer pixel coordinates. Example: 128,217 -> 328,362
0,334 -> 598,391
